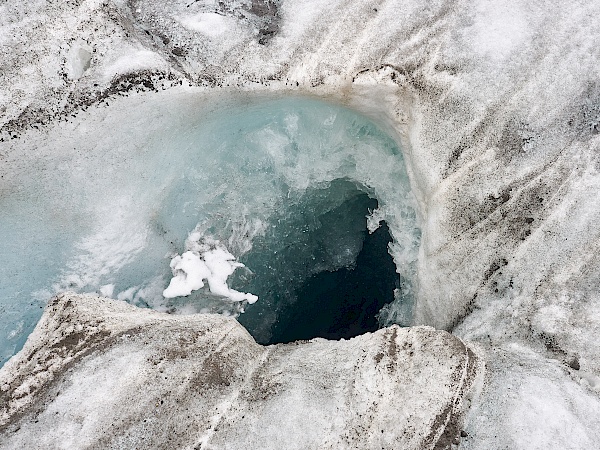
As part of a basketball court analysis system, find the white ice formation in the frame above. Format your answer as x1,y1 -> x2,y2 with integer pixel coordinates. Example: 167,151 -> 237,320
163,243 -> 258,303
1,0 -> 600,447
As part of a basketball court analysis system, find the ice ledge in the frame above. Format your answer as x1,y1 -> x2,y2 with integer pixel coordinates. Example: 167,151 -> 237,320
0,293 -> 482,449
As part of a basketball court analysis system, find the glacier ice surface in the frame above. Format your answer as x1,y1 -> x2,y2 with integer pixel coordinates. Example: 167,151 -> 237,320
0,293 -> 481,450
3,0 -> 600,445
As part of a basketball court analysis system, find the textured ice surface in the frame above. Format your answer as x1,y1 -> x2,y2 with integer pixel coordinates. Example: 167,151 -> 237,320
460,344 -> 600,450
0,293 -> 482,450
0,94 -> 419,366
2,0 -> 600,445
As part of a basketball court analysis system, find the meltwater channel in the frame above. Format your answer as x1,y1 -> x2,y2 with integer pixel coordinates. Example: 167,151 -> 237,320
0,96 -> 421,366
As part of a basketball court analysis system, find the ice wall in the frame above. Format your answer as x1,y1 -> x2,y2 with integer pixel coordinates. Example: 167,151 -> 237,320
0,94 -> 419,366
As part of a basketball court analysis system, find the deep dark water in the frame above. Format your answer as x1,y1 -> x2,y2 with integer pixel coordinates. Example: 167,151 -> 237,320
270,221 -> 397,343
237,181 -> 398,344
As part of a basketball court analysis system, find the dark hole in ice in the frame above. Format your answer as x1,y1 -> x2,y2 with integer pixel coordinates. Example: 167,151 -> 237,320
0,97 -> 420,369
269,221 -> 396,343
237,180 -> 398,344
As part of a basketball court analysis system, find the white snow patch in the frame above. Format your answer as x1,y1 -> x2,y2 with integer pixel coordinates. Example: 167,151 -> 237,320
102,50 -> 167,81
178,13 -> 236,38
164,240 -> 258,304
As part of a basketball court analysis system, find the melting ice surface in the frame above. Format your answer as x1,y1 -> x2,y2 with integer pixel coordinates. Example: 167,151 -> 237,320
0,95 -> 420,366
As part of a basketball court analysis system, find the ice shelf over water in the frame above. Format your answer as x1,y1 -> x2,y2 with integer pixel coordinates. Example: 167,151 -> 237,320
0,293 -> 482,450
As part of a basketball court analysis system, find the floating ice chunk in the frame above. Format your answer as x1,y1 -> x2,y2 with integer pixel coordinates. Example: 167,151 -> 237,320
117,286 -> 138,302
163,245 -> 258,304
99,284 -> 114,298
163,252 -> 211,298
366,207 -> 385,233
7,321 -> 24,339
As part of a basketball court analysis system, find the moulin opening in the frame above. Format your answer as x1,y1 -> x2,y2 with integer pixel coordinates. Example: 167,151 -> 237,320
268,222 -> 397,343
236,179 -> 399,344
0,96 -> 420,367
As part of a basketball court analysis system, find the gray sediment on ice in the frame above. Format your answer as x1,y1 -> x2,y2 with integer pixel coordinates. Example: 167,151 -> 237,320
0,293 -> 481,449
